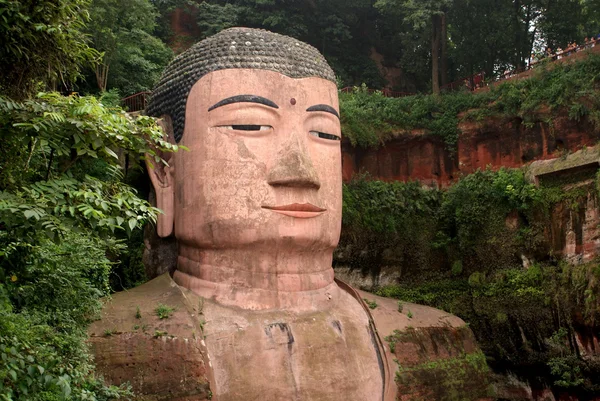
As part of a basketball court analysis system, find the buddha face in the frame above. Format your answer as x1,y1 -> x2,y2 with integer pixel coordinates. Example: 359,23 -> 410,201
151,69 -> 342,252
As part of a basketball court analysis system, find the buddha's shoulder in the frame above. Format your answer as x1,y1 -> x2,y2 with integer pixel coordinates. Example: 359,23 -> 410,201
89,273 -> 203,337
357,289 -> 468,336
357,289 -> 490,399
88,274 -> 212,401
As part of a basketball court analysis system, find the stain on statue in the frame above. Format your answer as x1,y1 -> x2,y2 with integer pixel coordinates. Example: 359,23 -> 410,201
89,28 -> 482,401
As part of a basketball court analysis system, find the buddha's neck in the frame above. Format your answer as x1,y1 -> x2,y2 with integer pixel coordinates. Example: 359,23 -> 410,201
172,244 -> 339,312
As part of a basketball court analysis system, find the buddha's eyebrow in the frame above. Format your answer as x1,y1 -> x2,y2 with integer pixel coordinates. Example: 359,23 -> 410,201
306,104 -> 340,119
208,95 -> 279,111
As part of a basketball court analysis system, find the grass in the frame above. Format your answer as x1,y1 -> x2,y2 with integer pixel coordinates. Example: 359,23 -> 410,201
154,303 -> 175,319
363,298 -> 378,309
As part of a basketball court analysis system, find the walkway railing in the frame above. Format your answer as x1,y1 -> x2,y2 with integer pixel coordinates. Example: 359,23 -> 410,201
121,91 -> 151,112
122,39 -> 600,110
441,71 -> 485,92
493,39 -> 600,83
340,87 -> 414,98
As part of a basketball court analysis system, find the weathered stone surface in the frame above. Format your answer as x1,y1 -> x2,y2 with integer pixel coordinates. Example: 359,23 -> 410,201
358,291 -> 491,401
142,215 -> 177,280
527,146 -> 600,263
342,113 -> 600,188
90,273 -> 491,401
200,281 -> 385,401
88,274 -> 212,401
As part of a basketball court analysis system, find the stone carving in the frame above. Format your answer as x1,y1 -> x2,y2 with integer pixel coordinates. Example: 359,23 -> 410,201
145,27 -> 385,399
88,27 -> 488,401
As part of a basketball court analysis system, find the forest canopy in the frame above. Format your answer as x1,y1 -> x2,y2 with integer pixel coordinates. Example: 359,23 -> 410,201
4,0 -> 600,98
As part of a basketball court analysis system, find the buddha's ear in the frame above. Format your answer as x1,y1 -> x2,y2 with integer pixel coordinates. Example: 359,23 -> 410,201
146,116 -> 176,237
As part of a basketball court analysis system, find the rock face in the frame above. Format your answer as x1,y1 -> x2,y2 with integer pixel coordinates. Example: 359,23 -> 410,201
358,291 -> 491,401
90,274 -> 489,401
526,147 -> 600,264
88,274 -> 212,401
342,113 -> 600,188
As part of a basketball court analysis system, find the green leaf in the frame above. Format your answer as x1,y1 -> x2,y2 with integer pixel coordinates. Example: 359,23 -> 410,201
23,210 -> 37,219
105,146 -> 118,159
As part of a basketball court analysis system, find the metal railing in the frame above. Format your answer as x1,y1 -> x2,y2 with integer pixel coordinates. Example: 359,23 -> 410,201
340,87 -> 415,98
122,40 -> 600,111
441,71 -> 486,92
121,91 -> 151,112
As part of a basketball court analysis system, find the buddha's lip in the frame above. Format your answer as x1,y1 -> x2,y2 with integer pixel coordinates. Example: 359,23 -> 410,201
262,203 -> 326,212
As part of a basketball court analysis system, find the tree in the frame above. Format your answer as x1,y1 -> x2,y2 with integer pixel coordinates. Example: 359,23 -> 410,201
86,0 -> 172,94
375,0 -> 452,94
0,92 -> 176,400
175,0 -> 385,87
0,0 -> 99,99
448,0 -> 515,79
537,0 -> 589,51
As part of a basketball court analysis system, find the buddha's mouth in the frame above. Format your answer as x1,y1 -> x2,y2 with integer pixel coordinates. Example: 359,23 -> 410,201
262,203 -> 326,218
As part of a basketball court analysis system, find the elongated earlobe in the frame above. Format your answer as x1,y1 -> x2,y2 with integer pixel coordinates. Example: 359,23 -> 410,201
146,116 -> 176,237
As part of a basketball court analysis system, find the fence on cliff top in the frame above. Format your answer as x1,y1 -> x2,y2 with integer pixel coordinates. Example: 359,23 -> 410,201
339,87 -> 415,98
121,41 -> 600,113
121,91 -> 151,113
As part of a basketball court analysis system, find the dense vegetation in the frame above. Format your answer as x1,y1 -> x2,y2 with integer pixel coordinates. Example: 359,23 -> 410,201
340,167 -> 600,396
6,0 -> 600,98
153,0 -> 600,93
340,52 -> 600,149
0,92 -> 175,400
0,1 -> 177,398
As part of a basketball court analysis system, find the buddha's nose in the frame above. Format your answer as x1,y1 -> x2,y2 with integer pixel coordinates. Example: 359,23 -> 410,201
267,135 -> 321,190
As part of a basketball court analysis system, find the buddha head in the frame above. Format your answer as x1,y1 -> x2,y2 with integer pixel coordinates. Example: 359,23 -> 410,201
146,28 -> 342,309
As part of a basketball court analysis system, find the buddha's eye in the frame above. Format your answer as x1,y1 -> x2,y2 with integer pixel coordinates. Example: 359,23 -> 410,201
309,131 -> 341,141
226,125 -> 271,131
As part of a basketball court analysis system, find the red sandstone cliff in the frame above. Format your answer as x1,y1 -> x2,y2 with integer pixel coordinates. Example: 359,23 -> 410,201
342,112 -> 600,188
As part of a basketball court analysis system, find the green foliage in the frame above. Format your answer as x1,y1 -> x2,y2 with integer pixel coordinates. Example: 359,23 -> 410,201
0,91 -> 175,400
84,0 -> 172,94
340,85 -> 483,149
340,167 -> 543,277
155,0 -> 600,92
340,54 -> 600,150
344,165 -> 600,393
363,298 -> 378,309
377,279 -> 471,315
343,174 -> 440,233
98,89 -> 122,108
154,304 -> 175,320
0,235 -> 133,400
0,93 -> 175,238
0,0 -> 99,99
376,261 -> 600,394
395,350 -> 490,401
340,174 -> 440,273
385,330 -> 399,354
439,168 -> 541,273
548,355 -> 586,388
179,0 -> 385,88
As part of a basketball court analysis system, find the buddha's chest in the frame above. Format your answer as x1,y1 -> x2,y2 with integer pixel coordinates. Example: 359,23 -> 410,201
202,299 -> 383,401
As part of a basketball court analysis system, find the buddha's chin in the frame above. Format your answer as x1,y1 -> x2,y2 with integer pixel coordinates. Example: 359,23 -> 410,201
175,215 -> 340,251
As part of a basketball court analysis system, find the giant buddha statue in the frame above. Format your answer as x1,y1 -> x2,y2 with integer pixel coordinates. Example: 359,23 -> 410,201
89,28 -> 487,401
